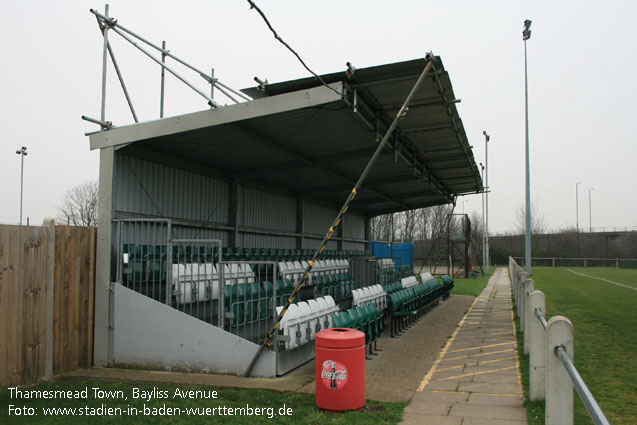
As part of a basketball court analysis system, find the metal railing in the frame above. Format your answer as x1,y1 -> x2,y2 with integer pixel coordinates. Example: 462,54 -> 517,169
512,256 -> 637,268
510,257 -> 610,425
494,226 -> 637,236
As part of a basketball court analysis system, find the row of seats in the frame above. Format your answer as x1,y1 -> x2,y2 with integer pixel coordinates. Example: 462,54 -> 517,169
377,258 -> 395,270
352,285 -> 387,311
276,296 -> 340,350
224,248 -> 372,262
222,279 -> 296,327
331,304 -> 384,353
279,259 -> 349,285
441,275 -> 455,299
377,259 -> 399,285
173,263 -> 259,303
315,274 -> 354,302
382,281 -> 403,294
401,275 -> 419,288
121,243 -> 367,285
399,265 -> 414,277
389,279 -> 445,337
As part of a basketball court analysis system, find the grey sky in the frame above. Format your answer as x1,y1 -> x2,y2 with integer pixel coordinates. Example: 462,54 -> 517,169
1,1 -> 635,233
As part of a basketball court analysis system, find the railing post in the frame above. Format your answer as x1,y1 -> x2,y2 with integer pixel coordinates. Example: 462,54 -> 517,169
529,290 -> 546,401
518,272 -> 529,329
512,266 -> 516,298
523,279 -> 535,353
546,316 -> 574,425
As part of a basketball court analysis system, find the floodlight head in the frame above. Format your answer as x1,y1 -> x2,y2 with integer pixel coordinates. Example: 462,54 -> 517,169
523,19 -> 532,40
16,150 -> 21,154
346,61 -> 356,78
22,146 -> 27,151
483,131 -> 490,141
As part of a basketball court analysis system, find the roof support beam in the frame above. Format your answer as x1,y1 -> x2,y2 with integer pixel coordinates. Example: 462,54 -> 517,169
343,80 -> 454,202
428,61 -> 482,190
303,173 -> 423,194
403,123 -> 454,134
353,70 -> 445,88
236,147 -> 377,182
230,121 -> 411,210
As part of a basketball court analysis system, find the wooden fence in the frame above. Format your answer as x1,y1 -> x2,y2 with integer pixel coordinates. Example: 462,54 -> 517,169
0,223 -> 96,387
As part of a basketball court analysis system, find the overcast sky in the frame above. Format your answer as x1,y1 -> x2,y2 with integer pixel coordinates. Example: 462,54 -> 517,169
1,0 -> 635,233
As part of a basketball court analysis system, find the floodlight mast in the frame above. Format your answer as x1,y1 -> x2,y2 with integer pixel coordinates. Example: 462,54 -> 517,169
480,163 -> 486,274
523,19 -> 532,274
589,188 -> 594,232
483,131 -> 490,273
16,146 -> 28,225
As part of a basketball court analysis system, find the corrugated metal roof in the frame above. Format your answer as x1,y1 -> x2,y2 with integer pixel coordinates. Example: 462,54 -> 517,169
111,56 -> 482,216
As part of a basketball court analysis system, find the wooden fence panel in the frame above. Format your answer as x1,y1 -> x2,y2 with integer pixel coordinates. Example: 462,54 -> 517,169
0,225 -> 48,386
53,226 -> 96,373
0,224 -> 95,387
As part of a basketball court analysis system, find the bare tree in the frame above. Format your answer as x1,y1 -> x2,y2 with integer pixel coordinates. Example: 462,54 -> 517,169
514,202 -> 547,236
57,181 -> 99,227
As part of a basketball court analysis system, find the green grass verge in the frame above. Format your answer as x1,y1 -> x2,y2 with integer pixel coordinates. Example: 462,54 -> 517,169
451,269 -> 494,297
513,266 -> 637,425
1,380 -> 407,425
513,305 -> 545,425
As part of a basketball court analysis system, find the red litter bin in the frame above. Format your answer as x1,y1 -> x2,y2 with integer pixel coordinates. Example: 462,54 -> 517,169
315,328 -> 366,412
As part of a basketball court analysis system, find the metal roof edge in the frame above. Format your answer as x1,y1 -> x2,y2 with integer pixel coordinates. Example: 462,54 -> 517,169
88,82 -> 344,151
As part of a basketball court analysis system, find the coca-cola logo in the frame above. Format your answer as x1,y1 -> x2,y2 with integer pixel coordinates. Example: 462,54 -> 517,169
321,360 -> 349,390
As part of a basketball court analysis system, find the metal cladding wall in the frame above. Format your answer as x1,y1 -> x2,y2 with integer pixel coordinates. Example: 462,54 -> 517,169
343,214 -> 365,240
304,238 -> 339,250
242,233 -> 296,249
112,153 -> 367,250
241,187 -> 296,231
343,241 -> 366,250
303,202 -> 337,236
114,154 -> 230,225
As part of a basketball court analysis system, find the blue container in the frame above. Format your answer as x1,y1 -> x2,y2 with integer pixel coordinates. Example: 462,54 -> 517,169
370,241 -> 414,272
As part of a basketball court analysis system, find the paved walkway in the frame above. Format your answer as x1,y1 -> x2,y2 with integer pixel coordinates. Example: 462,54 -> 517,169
400,268 -> 528,425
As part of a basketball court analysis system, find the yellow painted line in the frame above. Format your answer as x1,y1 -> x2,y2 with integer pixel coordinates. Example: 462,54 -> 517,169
442,348 -> 515,362
434,363 -> 473,373
435,355 -> 517,373
469,392 -> 524,397
416,296 -> 479,392
512,309 -> 523,388
447,341 -> 515,353
437,365 -> 518,381
478,356 -> 518,365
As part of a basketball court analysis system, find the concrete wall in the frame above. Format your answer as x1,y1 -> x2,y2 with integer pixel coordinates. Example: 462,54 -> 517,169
113,284 -> 276,377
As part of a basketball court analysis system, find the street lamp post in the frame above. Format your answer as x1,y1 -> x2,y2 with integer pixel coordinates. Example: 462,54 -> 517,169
480,162 -> 486,273
589,188 -> 594,232
483,131 -> 490,273
523,19 -> 532,274
15,146 -> 28,225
